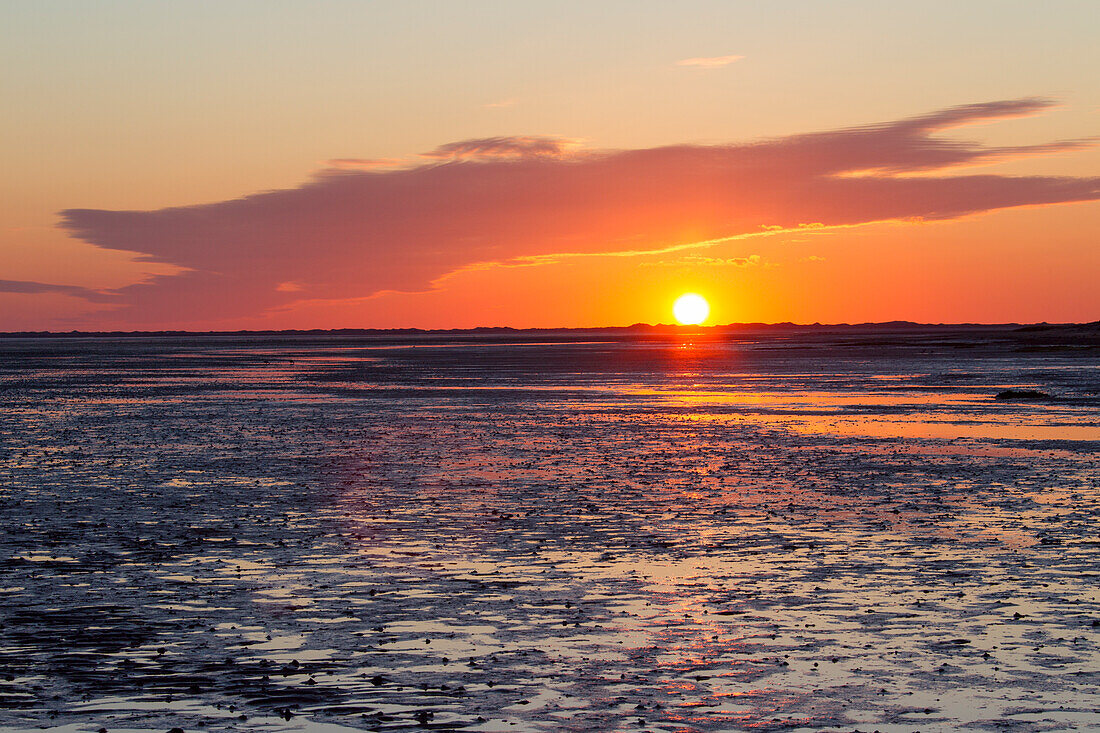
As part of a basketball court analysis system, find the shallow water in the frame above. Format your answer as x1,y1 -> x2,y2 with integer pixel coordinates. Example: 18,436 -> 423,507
1,333 -> 1098,732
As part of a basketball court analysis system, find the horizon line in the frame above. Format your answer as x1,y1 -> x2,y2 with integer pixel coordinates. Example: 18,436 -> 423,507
3,320 -> 1098,338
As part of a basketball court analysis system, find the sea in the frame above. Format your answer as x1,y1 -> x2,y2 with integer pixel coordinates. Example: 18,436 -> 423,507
1,328 -> 1098,732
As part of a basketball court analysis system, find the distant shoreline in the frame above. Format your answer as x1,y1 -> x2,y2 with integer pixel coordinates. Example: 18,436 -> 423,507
3,321 -> 1097,338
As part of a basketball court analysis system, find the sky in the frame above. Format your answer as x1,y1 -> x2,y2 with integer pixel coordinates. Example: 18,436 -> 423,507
2,0 -> 1099,330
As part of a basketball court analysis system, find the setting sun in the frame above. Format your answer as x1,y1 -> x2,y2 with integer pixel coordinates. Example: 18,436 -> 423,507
673,293 -> 709,325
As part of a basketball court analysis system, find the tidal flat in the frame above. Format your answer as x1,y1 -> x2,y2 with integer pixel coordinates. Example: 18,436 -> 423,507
1,328 -> 1098,732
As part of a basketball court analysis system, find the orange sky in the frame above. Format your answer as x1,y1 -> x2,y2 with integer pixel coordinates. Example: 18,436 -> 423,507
2,2 -> 1098,330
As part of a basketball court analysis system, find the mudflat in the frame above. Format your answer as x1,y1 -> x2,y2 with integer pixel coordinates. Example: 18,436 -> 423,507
1,328 -> 1098,732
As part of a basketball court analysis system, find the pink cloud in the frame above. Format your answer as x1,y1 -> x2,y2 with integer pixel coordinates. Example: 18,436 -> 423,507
57,98 -> 1099,325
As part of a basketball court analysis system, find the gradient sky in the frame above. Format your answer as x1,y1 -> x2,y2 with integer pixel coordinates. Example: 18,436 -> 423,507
2,0 -> 1099,330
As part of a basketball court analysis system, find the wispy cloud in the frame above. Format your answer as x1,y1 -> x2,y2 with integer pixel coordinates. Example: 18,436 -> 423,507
677,254 -> 764,268
676,54 -> 744,68
324,157 -> 407,170
325,137 -> 581,171
55,98 -> 1099,326
420,135 -> 581,160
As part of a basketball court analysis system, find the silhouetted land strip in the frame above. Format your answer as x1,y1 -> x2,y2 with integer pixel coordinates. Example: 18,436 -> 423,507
3,321 -> 1098,351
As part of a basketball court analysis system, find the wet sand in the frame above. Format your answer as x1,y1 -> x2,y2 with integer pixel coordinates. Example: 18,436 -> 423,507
1,331 -> 1098,731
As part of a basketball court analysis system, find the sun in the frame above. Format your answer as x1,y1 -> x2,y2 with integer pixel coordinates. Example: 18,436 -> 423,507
673,293 -> 709,325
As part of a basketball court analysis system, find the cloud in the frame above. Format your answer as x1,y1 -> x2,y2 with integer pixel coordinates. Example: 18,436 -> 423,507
324,157 -> 406,170
675,254 -> 764,268
677,54 -> 744,68
57,99 -> 1100,325
420,136 -> 581,160
0,279 -> 117,303
324,137 -> 581,172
